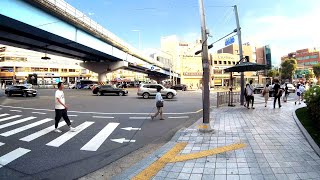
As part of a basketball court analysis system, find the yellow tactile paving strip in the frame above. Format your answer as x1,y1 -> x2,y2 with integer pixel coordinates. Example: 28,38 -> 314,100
169,143 -> 246,163
131,142 -> 187,180
131,142 -> 246,180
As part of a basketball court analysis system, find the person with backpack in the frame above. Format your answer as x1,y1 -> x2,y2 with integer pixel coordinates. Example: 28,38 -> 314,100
151,87 -> 164,120
295,84 -> 301,105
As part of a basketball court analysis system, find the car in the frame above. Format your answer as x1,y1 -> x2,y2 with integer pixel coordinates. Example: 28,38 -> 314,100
92,85 -> 128,96
83,84 -> 97,90
68,84 -> 76,89
137,84 -> 177,99
171,84 -> 187,91
5,85 -> 37,97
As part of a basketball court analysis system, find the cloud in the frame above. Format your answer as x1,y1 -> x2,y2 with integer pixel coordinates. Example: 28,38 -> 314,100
242,8 -> 320,66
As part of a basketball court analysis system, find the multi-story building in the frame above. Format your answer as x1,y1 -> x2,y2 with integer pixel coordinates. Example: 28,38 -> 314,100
282,48 -> 320,77
0,45 -> 148,86
0,45 -> 95,85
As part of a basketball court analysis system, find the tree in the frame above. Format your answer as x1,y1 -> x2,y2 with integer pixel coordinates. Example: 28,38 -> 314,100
280,59 -> 297,82
313,63 -> 320,84
267,69 -> 279,78
305,70 -> 314,81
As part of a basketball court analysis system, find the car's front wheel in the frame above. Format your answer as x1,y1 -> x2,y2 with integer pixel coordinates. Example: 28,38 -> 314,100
97,91 -> 102,96
23,92 -> 28,97
7,92 -> 11,97
166,92 -> 174,99
142,92 -> 150,99
118,91 -> 124,96
32,94 -> 37,97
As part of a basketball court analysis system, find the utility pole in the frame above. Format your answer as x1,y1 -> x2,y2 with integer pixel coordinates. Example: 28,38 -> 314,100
198,0 -> 212,132
234,5 -> 245,105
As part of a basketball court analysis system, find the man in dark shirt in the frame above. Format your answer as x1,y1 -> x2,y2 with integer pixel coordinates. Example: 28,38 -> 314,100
273,79 -> 281,108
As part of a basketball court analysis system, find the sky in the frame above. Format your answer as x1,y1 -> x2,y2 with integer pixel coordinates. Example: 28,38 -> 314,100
65,0 -> 320,66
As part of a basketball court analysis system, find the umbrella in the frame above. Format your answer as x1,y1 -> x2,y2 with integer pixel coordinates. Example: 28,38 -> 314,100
224,62 -> 268,72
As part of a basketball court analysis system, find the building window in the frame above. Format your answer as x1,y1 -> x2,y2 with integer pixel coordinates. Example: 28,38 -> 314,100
224,61 -> 227,64
233,62 -> 236,65
219,61 -> 222,64
69,69 -> 75,72
50,68 -> 58,72
214,61 -> 217,64
62,69 -> 68,73
228,61 -> 232,64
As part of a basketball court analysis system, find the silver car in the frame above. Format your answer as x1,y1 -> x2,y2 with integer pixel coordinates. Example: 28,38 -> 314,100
137,84 -> 177,99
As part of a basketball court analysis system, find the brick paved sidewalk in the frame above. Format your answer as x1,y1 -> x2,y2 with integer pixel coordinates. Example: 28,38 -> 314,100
114,101 -> 320,180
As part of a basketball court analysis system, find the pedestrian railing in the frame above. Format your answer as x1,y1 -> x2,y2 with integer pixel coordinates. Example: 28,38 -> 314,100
216,91 -> 241,107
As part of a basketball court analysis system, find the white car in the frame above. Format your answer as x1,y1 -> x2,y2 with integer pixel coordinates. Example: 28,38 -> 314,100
137,84 -> 177,99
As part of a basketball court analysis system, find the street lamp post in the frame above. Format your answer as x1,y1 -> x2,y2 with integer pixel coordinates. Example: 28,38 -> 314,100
132,30 -> 141,50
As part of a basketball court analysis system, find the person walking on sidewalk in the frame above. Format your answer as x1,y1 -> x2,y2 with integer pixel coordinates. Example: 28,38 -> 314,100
246,80 -> 255,109
295,84 -> 301,105
54,82 -> 76,133
151,87 -> 164,120
273,79 -> 282,108
283,83 -> 289,102
263,84 -> 270,107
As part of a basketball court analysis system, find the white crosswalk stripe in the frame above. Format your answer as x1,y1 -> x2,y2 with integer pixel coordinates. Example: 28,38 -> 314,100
20,120 -> 73,142
0,118 -> 52,137
80,122 -> 119,151
0,147 -> 31,168
0,117 -> 36,130
0,114 -> 9,118
0,142 -> 4,146
0,115 -> 22,123
46,121 -> 94,147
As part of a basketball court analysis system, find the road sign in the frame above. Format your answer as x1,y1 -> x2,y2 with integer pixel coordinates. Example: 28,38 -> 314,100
225,36 -> 235,46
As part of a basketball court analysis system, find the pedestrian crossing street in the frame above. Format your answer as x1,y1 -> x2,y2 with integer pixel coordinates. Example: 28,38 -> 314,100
0,112 -> 132,169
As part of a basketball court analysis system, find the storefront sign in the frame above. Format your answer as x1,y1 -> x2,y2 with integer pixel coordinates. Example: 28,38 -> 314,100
183,72 -> 202,76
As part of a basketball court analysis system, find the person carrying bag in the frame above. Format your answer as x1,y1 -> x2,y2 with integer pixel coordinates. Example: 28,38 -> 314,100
151,87 -> 164,120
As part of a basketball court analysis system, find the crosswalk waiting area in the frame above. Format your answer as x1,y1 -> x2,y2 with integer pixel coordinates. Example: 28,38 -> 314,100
0,112 -> 125,169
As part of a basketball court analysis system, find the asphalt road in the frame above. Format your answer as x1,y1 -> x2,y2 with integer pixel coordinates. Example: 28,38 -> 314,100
0,88 -> 216,179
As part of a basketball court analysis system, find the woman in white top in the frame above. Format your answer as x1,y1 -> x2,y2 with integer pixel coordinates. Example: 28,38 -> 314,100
263,84 -> 270,107
295,84 -> 301,105
151,87 -> 164,120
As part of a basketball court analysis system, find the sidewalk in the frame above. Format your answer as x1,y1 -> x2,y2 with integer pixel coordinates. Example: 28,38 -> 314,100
114,100 -> 320,180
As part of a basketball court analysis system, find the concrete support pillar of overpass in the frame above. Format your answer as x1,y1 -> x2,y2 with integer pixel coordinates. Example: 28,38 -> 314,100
80,61 -> 128,84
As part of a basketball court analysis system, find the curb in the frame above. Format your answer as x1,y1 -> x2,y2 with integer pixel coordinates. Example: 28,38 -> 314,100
292,109 -> 320,157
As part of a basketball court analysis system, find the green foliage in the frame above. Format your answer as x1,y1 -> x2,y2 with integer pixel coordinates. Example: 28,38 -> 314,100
304,86 -> 320,126
267,69 -> 279,78
280,59 -> 297,81
313,64 -> 320,84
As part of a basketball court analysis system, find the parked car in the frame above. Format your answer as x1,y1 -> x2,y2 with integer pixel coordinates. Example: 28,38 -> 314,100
68,84 -> 76,89
5,85 -> 37,97
137,84 -> 177,99
171,84 -> 187,91
83,84 -> 98,90
92,85 -> 128,96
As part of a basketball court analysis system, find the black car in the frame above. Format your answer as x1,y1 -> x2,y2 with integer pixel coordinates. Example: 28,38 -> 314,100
92,85 -> 128,96
171,84 -> 187,91
5,85 -> 37,97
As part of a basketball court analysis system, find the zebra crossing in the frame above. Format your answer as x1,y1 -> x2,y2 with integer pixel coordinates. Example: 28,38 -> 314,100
0,112 -> 137,169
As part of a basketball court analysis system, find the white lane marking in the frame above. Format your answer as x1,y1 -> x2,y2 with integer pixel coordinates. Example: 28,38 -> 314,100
111,138 -> 136,143
31,112 -> 46,115
168,116 -> 189,119
68,115 -> 78,117
0,117 -> 37,130
0,142 -> 4,146
0,105 -> 201,115
46,121 -> 94,147
129,117 -> 151,119
20,120 -> 73,142
121,127 -> 141,131
80,122 -> 119,151
92,116 -> 114,119
0,118 -> 52,137
0,114 -> 9,118
10,110 -> 22,112
0,148 -> 31,168
0,115 -> 22,123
